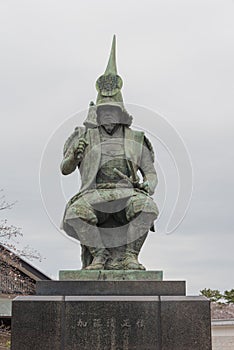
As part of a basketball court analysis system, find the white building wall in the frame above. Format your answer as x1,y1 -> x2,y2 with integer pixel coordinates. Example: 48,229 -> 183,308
212,321 -> 234,350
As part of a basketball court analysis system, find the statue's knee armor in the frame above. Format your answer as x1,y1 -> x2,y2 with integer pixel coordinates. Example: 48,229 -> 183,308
125,193 -> 159,221
65,197 -> 98,225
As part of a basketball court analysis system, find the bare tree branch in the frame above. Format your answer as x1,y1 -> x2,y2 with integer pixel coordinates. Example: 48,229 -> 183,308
0,191 -> 41,260
0,189 -> 16,211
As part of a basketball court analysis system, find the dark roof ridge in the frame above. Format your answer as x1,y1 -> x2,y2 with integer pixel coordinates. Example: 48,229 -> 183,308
0,244 -> 51,281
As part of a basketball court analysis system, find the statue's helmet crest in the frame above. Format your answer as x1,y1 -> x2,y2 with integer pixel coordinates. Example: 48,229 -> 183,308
84,35 -> 132,128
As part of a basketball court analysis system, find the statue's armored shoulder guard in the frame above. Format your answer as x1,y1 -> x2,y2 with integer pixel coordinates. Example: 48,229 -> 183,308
143,135 -> 155,162
63,126 -> 86,156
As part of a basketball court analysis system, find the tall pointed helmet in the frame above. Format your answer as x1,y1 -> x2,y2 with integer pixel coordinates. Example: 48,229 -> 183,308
95,35 -> 132,125
83,35 -> 132,128
96,35 -> 123,103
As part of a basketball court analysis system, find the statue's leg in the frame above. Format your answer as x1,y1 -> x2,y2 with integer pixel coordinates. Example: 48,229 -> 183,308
85,210 -> 111,270
85,246 -> 110,270
123,194 -> 159,270
63,196 -> 110,269
103,201 -> 129,270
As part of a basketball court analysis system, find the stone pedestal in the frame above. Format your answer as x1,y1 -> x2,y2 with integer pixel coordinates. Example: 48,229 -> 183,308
11,296 -> 63,350
65,296 -> 160,350
36,280 -> 186,296
161,296 -> 212,350
11,271 -> 212,350
59,269 -> 163,281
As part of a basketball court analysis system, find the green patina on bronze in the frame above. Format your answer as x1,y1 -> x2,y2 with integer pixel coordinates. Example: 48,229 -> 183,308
61,35 -> 159,271
59,270 -> 163,281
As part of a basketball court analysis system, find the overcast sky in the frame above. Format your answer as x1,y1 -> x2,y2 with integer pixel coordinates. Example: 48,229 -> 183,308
0,0 -> 234,295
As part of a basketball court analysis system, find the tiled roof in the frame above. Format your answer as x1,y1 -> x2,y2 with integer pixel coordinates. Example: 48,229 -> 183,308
211,302 -> 234,320
0,245 -> 51,281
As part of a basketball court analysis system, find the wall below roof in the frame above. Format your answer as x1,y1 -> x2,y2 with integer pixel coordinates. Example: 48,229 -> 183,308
212,321 -> 234,350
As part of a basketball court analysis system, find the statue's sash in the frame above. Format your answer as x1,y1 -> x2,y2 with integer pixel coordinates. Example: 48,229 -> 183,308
124,127 -> 144,175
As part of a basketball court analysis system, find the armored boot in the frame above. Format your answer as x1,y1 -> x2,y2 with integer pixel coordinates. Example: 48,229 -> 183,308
104,246 -> 125,270
123,233 -> 148,270
106,257 -> 123,270
85,247 -> 110,270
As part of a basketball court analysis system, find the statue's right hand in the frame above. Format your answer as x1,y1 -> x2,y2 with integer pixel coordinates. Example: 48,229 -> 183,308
73,138 -> 88,160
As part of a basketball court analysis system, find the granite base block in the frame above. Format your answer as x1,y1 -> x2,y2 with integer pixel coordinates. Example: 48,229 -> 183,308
161,296 -> 212,350
11,296 -> 63,350
59,269 -> 163,281
11,293 -> 212,350
11,295 -> 160,350
65,296 -> 160,350
36,280 -> 186,296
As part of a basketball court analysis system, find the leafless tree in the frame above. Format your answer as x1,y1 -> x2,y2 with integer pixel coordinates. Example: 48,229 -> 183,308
0,190 -> 42,296
0,190 -> 42,261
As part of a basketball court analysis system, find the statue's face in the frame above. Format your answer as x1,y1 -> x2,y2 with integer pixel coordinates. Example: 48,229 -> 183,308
98,107 -> 121,134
